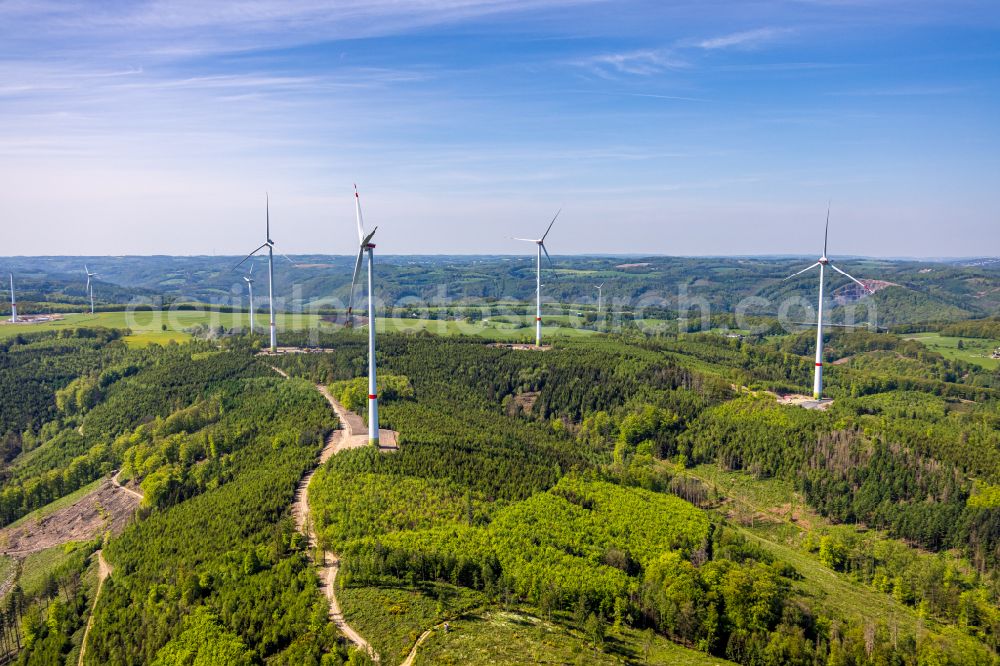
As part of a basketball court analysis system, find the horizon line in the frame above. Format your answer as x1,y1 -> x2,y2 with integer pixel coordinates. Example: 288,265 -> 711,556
1,253 -> 998,262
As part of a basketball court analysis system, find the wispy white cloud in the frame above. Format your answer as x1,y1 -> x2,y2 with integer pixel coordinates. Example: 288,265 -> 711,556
693,27 -> 792,51
572,49 -> 688,77
0,0 -> 602,60
571,26 -> 792,78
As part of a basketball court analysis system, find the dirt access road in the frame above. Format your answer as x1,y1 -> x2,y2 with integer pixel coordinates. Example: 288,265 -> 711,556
400,622 -> 447,666
276,368 -> 387,661
77,549 -> 112,666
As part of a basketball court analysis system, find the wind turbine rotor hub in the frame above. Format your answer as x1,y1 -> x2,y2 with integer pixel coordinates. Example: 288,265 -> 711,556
819,257 -> 829,265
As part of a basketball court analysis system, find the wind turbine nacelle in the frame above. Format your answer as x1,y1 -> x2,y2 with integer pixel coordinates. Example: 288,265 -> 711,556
818,256 -> 830,265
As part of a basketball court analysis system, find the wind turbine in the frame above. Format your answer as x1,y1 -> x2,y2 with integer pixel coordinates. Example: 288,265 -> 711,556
85,265 -> 97,314
785,207 -> 872,400
243,263 -> 256,333
513,210 -> 560,347
348,185 -> 380,446
8,274 -> 16,323
595,282 -> 605,315
235,194 -> 278,352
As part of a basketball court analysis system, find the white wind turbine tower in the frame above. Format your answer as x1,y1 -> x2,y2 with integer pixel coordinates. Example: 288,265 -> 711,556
84,265 -> 98,314
785,207 -> 873,400
8,274 -> 17,323
348,185 -> 381,446
595,282 -> 605,315
513,210 -> 560,347
243,263 -> 256,333
235,195 -> 278,352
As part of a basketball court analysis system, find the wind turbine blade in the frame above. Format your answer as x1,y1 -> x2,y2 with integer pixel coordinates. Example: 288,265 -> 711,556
348,247 -> 365,314
362,227 -> 378,247
511,237 -> 538,243
235,244 -> 268,270
829,264 -> 872,293
266,193 -> 271,242
354,184 -> 366,244
784,262 -> 821,280
541,243 -> 553,267
541,209 -> 560,242
824,203 -> 830,257
281,252 -> 297,265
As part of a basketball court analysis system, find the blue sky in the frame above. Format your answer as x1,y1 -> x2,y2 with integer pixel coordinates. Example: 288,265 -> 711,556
1,0 -> 997,257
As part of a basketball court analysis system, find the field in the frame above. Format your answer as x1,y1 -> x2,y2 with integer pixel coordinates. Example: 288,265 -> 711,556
0,309 -> 597,346
0,310 -> 330,346
904,332 -> 1000,369
381,316 -> 597,339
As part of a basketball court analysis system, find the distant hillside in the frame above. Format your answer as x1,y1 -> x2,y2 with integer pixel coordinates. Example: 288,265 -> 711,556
2,255 -> 997,325
0,272 -> 159,315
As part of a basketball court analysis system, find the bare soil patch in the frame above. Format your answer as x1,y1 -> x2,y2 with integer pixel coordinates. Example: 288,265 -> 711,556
774,393 -> 833,411
512,391 -> 540,413
487,342 -> 551,351
0,479 -> 140,557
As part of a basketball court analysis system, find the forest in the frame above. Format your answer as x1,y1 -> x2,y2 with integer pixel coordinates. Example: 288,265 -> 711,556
0,321 -> 998,664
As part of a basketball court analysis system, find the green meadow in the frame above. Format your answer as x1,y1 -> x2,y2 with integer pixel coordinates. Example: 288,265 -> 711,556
0,309 -> 598,346
0,311 -> 328,347
904,332 -> 1000,369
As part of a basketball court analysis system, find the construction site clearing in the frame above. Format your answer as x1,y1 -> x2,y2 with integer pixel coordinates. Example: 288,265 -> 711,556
2,314 -> 64,325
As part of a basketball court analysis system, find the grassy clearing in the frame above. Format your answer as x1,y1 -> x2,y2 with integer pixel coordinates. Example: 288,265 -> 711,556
686,464 -> 988,654
413,610 -> 736,666
5,478 -> 104,530
338,579 -> 486,663
0,554 -> 16,585
687,464 -> 821,530
904,332 -> 1000,369
19,543 -> 88,597
734,529 -> 985,653
687,465 -> 913,627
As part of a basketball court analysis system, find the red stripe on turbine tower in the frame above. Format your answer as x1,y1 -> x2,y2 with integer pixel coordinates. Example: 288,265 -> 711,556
815,363 -> 822,366
368,394 -> 377,400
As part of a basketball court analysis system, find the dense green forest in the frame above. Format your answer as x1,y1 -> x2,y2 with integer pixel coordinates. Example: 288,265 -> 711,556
1,321 -> 999,664
273,330 -> 999,665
